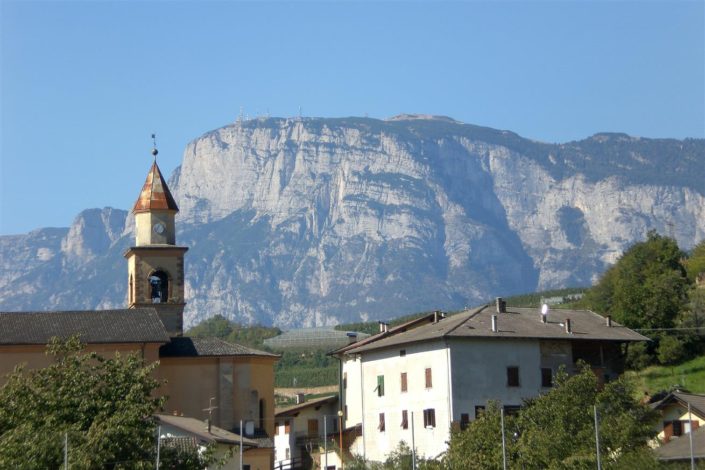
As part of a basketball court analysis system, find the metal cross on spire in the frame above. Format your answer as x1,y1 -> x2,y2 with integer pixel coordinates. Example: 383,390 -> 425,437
151,133 -> 159,159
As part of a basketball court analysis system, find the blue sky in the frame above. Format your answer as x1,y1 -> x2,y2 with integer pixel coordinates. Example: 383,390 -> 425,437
1,0 -> 703,235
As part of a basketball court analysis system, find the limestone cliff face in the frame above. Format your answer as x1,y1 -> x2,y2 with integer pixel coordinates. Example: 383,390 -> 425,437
1,116 -> 703,327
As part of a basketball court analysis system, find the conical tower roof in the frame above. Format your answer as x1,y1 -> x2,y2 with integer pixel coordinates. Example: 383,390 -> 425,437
132,161 -> 179,213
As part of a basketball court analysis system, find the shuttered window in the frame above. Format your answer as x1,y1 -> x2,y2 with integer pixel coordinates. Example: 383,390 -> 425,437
541,368 -> 553,387
376,375 -> 385,397
378,413 -> 386,432
460,413 -> 470,430
401,372 -> 408,392
308,419 -> 318,437
425,368 -> 433,388
401,410 -> 409,429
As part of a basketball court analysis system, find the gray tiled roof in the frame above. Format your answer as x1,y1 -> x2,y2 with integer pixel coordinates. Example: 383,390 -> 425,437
0,309 -> 170,345
159,336 -> 279,358
655,425 -> 705,461
652,391 -> 705,418
342,305 -> 648,354
156,414 -> 258,447
275,395 -> 339,417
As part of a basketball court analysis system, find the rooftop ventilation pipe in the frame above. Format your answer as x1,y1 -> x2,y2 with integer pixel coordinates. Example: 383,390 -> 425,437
346,332 -> 358,344
491,314 -> 498,332
378,321 -> 389,333
433,310 -> 445,323
565,318 -> 572,334
296,393 -> 306,404
541,304 -> 549,323
606,316 -> 612,327
496,297 -> 506,314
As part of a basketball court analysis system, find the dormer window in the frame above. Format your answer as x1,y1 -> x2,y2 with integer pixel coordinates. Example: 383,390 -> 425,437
149,271 -> 169,303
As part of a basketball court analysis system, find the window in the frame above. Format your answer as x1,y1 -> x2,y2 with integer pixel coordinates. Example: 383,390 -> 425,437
259,399 -> 265,430
460,413 -> 470,430
343,372 -> 347,389
149,271 -> 169,303
275,422 -> 280,435
129,275 -> 134,304
243,466 -> 250,470
423,408 -> 436,428
378,413 -> 386,432
475,406 -> 485,419
507,366 -> 520,387
401,372 -> 408,392
400,349 -> 406,357
376,375 -> 385,397
672,420 -> 683,437
285,447 -> 290,459
504,405 -> 521,416
308,419 -> 319,437
425,368 -> 433,388
541,368 -> 553,388
401,410 -> 409,429
284,419 -> 291,433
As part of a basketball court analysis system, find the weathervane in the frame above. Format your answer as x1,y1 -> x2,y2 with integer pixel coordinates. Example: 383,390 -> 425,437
151,133 -> 158,160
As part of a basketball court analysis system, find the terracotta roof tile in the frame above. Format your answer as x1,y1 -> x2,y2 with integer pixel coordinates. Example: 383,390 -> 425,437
132,161 -> 179,213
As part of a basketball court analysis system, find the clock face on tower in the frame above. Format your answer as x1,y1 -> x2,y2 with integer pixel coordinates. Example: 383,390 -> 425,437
153,223 -> 166,234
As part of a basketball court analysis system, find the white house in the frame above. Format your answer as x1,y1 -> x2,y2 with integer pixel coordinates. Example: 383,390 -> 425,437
273,395 -> 340,469
332,300 -> 647,463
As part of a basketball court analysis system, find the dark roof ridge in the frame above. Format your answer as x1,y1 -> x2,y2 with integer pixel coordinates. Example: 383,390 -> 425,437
329,313 -> 437,355
441,305 -> 488,337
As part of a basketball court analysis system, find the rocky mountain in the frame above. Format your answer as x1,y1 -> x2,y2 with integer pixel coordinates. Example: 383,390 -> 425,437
1,115 -> 704,328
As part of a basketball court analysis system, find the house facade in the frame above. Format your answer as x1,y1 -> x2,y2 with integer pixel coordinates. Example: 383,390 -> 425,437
334,302 -> 647,462
650,390 -> 704,444
274,395 -> 340,469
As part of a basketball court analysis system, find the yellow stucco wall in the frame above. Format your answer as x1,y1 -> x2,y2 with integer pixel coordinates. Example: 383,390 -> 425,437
655,403 -> 704,441
0,342 -> 161,387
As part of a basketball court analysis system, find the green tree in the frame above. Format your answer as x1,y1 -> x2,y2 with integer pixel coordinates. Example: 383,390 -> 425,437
445,401 -> 514,469
446,365 -> 659,469
685,239 -> 705,282
582,231 -> 690,329
0,337 -> 214,469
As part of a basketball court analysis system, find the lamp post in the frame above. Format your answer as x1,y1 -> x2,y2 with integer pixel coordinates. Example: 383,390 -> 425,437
338,409 -> 344,469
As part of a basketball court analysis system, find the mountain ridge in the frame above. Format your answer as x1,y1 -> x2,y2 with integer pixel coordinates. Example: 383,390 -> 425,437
1,116 -> 703,328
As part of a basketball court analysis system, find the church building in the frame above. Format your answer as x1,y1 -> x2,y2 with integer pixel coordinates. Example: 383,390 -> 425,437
0,148 -> 278,469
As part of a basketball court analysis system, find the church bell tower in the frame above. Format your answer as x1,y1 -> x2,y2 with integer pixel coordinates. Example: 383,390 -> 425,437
124,143 -> 188,336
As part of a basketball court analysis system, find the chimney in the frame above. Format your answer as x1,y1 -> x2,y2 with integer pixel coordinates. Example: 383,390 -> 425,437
606,316 -> 612,327
296,393 -> 306,404
433,310 -> 444,323
541,304 -> 548,323
496,297 -> 506,314
491,314 -> 498,332
378,321 -> 389,333
565,318 -> 572,334
346,332 -> 358,344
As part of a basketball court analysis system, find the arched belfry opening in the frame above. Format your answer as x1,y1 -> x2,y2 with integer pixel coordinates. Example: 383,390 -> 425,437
149,270 -> 169,304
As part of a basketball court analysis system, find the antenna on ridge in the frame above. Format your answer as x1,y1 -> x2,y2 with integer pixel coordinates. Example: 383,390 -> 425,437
151,133 -> 158,159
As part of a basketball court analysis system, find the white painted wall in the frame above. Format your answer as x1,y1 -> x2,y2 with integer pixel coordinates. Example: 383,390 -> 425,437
357,339 -> 452,462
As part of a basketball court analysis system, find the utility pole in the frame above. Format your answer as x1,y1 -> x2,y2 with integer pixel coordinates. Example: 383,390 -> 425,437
240,420 -> 244,470
324,416 -> 328,470
689,403 -> 695,470
411,411 -> 417,470
501,408 -> 507,470
594,406 -> 602,470
64,432 -> 68,470
155,425 -> 161,470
